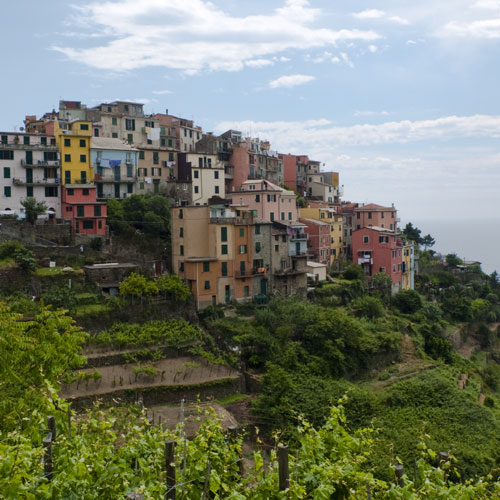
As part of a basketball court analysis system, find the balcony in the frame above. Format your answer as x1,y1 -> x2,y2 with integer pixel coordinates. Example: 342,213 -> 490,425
290,232 -> 308,241
224,166 -> 234,179
234,267 -> 268,278
21,159 -> 60,167
12,177 -> 60,186
358,256 -> 373,265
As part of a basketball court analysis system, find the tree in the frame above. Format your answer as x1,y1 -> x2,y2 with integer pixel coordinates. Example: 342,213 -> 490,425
402,222 -> 423,245
119,272 -> 158,298
352,296 -> 385,319
20,197 -> 47,225
445,253 -> 463,268
421,233 -> 436,249
393,289 -> 423,313
157,274 -> 191,302
344,263 -> 365,280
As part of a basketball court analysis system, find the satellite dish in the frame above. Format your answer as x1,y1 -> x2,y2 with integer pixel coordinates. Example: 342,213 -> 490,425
19,127 -> 25,131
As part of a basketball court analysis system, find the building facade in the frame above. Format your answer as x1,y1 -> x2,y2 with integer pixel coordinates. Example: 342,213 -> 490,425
352,226 -> 403,294
0,132 -> 60,219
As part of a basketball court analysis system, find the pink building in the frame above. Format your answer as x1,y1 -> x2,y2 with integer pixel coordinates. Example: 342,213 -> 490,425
231,179 -> 297,223
61,186 -> 107,236
230,143 -> 251,192
299,218 -> 330,265
279,153 -> 298,191
352,226 -> 403,293
354,203 -> 398,231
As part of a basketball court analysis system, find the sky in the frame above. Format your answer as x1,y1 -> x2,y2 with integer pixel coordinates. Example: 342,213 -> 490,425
1,0 -> 500,232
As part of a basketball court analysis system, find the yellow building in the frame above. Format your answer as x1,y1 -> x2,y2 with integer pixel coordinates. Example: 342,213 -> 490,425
401,241 -> 415,290
55,121 -> 93,185
299,206 -> 343,265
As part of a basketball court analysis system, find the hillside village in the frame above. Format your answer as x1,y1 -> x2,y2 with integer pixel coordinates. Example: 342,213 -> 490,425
0,99 -> 415,304
2,100 -> 500,498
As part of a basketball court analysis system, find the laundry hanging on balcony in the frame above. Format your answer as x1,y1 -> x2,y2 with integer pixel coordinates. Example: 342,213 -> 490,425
109,160 -> 121,167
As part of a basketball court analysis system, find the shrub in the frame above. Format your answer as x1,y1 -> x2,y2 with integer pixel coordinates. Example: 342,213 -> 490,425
13,247 -> 35,271
352,296 -> 385,319
393,289 -> 422,314
119,272 -> 158,298
343,264 -> 365,280
0,240 -> 25,260
157,274 -> 191,302
90,237 -> 103,251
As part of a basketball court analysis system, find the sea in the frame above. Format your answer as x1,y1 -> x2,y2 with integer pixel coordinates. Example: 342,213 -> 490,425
408,219 -> 500,275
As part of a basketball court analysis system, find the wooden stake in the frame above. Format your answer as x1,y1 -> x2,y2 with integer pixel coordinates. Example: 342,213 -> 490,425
165,440 -> 176,500
278,445 -> 289,491
202,461 -> 211,500
43,434 -> 53,481
48,415 -> 56,442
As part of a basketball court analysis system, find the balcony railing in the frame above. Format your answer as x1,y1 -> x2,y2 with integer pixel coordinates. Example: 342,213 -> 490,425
234,267 -> 267,278
21,159 -> 60,167
13,177 -> 60,186
358,257 -> 373,265
290,233 -> 308,241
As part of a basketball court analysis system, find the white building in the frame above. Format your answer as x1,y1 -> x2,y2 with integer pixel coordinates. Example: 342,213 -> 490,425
0,132 -> 61,219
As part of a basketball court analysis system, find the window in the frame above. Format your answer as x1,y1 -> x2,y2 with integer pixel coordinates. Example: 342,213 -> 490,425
179,262 -> 184,272
194,186 -> 199,194
124,105 -> 129,112
1,135 -> 7,144
255,194 -> 260,202
82,188 -> 89,196
112,133 -> 118,138
193,170 -> 199,179
288,212 -> 292,220
221,227 -> 227,242
4,186 -> 11,197
125,119 -> 135,131
64,154 -> 71,162
112,117 -> 118,125
379,267 -> 386,273
381,212 -> 385,219
140,182 -> 144,190
255,242 -> 261,253
82,220 -> 94,229
3,167 -> 10,179
255,225 -> 261,235
320,212 -> 325,219
189,130 -> 192,138
0,151 -> 14,160
392,264 -> 396,272
180,245 -> 184,256
127,134 -> 133,144
67,188 -> 74,195
280,212 -> 285,221
127,165 -> 133,177
239,245 -> 247,254
214,170 -> 219,179
179,227 -> 183,237
179,209 -> 183,219
64,138 -> 71,147
169,152 -> 174,161
184,129 -> 187,137
204,280 -> 210,290
139,151 -> 145,160
221,262 -> 228,276
244,286 -> 249,297
98,220 -> 102,229
107,106 -> 112,112
239,228 -> 244,237
270,212 -> 274,221
26,187 -> 33,197
80,154 -> 86,163
127,183 -> 133,193
221,244 -> 228,255
77,206 -> 84,217
153,152 -> 159,165
357,212 -> 360,219
80,124 -> 89,130
65,171 -> 71,184
94,205 -> 101,216
275,245 -> 279,252
368,212 -> 372,219
79,139 -> 87,148
214,186 -> 220,194
23,136 -> 30,145
40,136 -> 47,145
44,187 -> 58,197
363,236 -> 369,243
94,128 -> 99,137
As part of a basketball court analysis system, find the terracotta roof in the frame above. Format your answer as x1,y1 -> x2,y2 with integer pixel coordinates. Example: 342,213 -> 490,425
357,203 -> 394,210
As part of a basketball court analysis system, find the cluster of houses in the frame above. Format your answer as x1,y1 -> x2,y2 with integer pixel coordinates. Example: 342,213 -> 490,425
0,100 -> 415,308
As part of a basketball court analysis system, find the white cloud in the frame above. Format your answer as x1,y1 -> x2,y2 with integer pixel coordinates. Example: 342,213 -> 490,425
152,90 -> 173,95
215,114 -> 500,150
353,9 -> 385,20
246,59 -> 274,68
340,52 -> 354,68
268,74 -> 315,88
368,44 -> 377,53
352,9 -> 409,24
442,18 -> 500,38
353,110 -> 389,117
53,0 -> 380,73
471,0 -> 500,9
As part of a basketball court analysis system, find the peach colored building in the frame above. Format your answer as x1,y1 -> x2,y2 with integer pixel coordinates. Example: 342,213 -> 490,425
231,179 -> 297,223
354,203 -> 398,231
